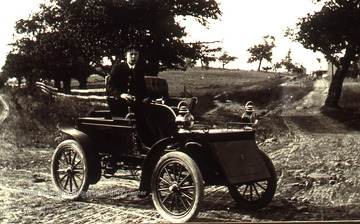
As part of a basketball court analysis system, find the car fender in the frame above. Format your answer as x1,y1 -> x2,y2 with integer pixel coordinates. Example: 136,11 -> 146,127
57,123 -> 101,184
138,137 -> 178,197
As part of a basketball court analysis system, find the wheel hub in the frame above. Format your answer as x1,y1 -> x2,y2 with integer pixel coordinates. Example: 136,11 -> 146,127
169,182 -> 179,193
66,166 -> 73,175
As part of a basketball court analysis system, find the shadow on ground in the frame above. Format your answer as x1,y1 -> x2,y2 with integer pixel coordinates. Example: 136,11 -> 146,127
321,107 -> 360,132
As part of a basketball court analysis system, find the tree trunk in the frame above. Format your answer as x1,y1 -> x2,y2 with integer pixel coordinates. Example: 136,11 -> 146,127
77,76 -> 87,89
324,70 -> 345,108
55,79 -> 62,91
63,78 -> 71,94
17,77 -> 22,88
324,49 -> 355,108
257,59 -> 262,71
26,74 -> 37,93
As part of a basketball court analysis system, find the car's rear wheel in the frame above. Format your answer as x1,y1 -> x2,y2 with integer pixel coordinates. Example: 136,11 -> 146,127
228,151 -> 277,210
152,151 -> 204,223
51,140 -> 89,200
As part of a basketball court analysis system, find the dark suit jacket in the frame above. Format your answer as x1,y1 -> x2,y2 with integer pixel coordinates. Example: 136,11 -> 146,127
106,62 -> 148,101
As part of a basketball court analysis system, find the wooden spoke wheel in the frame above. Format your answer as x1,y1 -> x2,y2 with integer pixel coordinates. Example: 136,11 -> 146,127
228,151 -> 277,210
152,151 -> 204,223
51,140 -> 89,200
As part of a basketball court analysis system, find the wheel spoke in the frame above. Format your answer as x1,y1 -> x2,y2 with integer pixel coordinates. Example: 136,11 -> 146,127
172,163 -> 177,182
176,165 -> 183,183
255,181 -> 267,191
158,187 -> 170,191
71,152 -> 78,166
178,193 -> 190,210
175,194 -> 181,213
62,153 -> 70,166
57,169 -> 67,173
170,193 -> 176,212
59,173 -> 69,183
69,174 -> 73,192
67,150 -> 72,166
161,192 -> 172,203
179,185 -> 194,190
72,175 -> 79,190
180,191 -> 193,201
72,168 -> 84,173
74,173 -> 83,181
164,167 -> 175,182
249,184 -> 253,201
242,184 -> 249,198
73,159 -> 82,169
178,173 -> 191,186
63,174 -> 70,189
58,159 -> 67,167
159,176 -> 172,186
253,183 -> 261,199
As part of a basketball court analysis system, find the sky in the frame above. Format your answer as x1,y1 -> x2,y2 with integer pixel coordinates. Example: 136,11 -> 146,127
0,0 -> 327,73
0,0 -> 44,69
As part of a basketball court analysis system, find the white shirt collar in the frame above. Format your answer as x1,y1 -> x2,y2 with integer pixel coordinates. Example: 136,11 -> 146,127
127,63 -> 136,69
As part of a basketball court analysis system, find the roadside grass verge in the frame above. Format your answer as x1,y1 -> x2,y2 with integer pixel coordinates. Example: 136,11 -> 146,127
322,80 -> 360,131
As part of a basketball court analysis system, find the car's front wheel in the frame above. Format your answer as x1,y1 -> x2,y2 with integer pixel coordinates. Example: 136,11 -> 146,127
151,151 -> 204,223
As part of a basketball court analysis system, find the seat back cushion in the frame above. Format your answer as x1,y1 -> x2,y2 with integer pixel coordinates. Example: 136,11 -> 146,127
145,76 -> 169,99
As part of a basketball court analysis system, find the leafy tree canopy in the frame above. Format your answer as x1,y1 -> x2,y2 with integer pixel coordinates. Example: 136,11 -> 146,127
5,0 -> 221,90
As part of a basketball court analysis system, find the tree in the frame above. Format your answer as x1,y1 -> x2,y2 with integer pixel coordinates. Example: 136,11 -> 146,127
281,49 -> 295,73
7,0 -> 222,91
198,45 -> 222,69
273,49 -> 306,74
247,35 -> 276,71
218,52 -> 237,69
2,52 -> 34,88
287,0 -> 360,108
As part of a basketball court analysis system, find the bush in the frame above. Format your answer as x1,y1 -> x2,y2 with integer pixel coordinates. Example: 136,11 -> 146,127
0,87 -> 97,148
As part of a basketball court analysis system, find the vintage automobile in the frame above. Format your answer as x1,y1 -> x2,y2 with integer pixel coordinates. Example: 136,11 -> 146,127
51,76 -> 277,223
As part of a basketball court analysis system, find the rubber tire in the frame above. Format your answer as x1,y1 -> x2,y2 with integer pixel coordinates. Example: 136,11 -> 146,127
228,151 -> 277,210
51,140 -> 90,200
151,151 -> 204,223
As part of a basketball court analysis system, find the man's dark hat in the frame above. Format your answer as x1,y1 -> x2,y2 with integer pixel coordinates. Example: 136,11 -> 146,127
124,44 -> 140,52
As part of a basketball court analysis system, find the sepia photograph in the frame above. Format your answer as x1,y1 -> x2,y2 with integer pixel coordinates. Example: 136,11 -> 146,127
0,0 -> 359,223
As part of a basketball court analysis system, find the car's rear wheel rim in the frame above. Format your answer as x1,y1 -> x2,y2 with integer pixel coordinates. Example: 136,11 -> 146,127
52,140 -> 89,200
